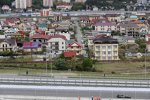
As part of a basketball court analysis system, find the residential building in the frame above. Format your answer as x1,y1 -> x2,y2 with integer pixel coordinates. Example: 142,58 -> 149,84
104,14 -> 121,22
26,0 -> 32,8
23,42 -> 42,52
56,4 -> 72,11
93,35 -> 119,61
75,0 -> 86,3
94,20 -> 116,34
67,40 -> 83,56
43,0 -> 53,7
57,0 -> 71,3
137,0 -> 148,4
31,33 -> 50,44
15,0 -> 32,9
47,34 -> 67,56
117,21 -> 139,37
15,0 -> 26,9
145,34 -> 150,42
0,38 -> 17,52
146,40 -> 150,52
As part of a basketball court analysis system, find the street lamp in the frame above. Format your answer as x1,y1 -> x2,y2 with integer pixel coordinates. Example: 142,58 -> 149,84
44,52 -> 48,75
144,49 -> 147,79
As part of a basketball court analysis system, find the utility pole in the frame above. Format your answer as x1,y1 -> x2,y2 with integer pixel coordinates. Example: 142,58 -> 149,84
145,49 -> 147,79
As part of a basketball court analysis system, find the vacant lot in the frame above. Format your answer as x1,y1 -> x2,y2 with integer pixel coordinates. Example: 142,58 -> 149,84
0,61 -> 150,79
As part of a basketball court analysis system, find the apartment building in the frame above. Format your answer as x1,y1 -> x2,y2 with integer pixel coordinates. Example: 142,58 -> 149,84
94,20 -> 116,33
75,0 -> 86,3
47,34 -> 67,56
15,0 -> 32,9
43,0 -> 53,7
93,35 -> 119,61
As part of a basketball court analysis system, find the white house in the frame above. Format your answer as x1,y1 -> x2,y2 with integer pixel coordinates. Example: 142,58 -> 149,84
47,34 -> 67,57
94,20 -> 116,33
0,38 -> 18,52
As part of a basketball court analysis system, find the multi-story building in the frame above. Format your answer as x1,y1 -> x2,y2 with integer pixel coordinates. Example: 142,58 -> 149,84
57,0 -> 71,3
0,38 -> 17,52
67,40 -> 83,56
75,0 -> 86,3
47,34 -> 67,56
26,0 -> 32,8
15,0 -> 27,9
43,0 -> 53,7
94,20 -> 116,34
15,0 -> 32,9
93,35 -> 119,61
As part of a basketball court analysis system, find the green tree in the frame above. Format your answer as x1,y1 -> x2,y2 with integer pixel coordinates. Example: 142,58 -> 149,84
82,58 -> 93,71
135,39 -> 146,53
71,3 -> 86,11
54,59 -> 68,70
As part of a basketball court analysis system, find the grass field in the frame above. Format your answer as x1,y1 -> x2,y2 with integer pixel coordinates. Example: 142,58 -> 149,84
0,61 -> 150,79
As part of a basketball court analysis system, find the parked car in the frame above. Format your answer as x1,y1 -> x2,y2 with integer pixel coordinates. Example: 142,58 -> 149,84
117,94 -> 131,98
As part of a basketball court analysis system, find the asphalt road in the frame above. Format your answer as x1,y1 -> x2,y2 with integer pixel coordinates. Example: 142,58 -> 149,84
0,85 -> 150,99
0,75 -> 150,88
75,21 -> 83,44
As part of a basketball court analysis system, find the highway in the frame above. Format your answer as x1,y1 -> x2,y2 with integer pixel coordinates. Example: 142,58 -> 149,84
0,75 -> 150,88
0,85 -> 150,99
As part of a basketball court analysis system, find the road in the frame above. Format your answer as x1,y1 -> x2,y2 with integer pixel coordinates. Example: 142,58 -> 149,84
0,75 -> 150,88
0,85 -> 150,99
75,21 -> 83,44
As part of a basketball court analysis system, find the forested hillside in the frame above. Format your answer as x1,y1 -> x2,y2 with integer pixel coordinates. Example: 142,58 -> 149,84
0,0 -> 137,10
86,0 -> 137,10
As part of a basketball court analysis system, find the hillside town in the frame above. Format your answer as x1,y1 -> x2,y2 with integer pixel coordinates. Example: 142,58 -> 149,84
0,10 -> 150,61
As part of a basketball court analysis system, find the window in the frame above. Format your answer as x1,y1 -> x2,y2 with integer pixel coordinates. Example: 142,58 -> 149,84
96,46 -> 99,48
102,51 -> 106,55
108,46 -> 112,49
102,46 -> 106,49
55,42 -> 59,45
39,39 -> 42,42
108,51 -> 112,55
102,56 -> 106,60
62,46 -> 64,49
114,51 -> 117,55
9,44 -> 11,46
2,44 -> 4,47
62,42 -> 64,44
108,57 -> 112,60
113,45 -> 117,49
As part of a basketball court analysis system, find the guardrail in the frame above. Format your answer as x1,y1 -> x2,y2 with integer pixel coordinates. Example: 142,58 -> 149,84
0,77 -> 150,88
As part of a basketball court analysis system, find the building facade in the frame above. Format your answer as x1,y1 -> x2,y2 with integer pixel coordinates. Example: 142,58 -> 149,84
15,0 -> 32,9
93,35 -> 119,61
43,0 -> 53,7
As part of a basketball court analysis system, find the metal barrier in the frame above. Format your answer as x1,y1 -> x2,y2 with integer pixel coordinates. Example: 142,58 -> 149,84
0,77 -> 150,88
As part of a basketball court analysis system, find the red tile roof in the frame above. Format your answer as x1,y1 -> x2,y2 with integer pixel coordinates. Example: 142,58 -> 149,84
68,41 -> 82,47
31,33 -> 67,40
145,34 -> 150,37
64,51 -> 76,57
31,33 -> 50,39
49,34 -> 67,40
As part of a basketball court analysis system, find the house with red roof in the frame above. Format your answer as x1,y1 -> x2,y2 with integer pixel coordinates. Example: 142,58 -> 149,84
47,34 -> 67,56
67,40 -> 83,56
94,19 -> 117,34
23,42 -> 42,52
145,34 -> 150,42
31,33 -> 50,44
